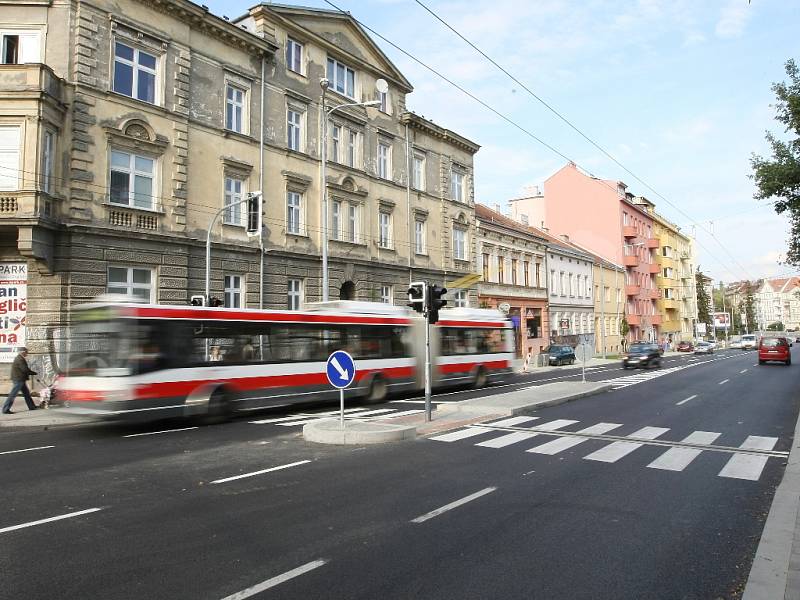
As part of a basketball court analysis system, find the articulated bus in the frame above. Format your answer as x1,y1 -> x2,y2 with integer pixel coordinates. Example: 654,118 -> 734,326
57,298 -> 514,420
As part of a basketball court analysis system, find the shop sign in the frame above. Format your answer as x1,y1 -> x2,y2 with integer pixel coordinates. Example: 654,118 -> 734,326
0,263 -> 27,362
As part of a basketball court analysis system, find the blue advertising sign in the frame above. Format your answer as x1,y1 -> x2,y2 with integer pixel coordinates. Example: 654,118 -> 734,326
326,351 -> 356,389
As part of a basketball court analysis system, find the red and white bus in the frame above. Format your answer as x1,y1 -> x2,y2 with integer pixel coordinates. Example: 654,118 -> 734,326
57,298 -> 513,420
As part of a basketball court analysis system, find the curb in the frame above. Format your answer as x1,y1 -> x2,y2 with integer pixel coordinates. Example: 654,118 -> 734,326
742,404 -> 800,599
508,383 -> 614,414
303,418 -> 416,445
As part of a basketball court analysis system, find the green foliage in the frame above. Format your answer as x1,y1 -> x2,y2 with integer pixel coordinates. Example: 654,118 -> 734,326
695,269 -> 713,327
751,59 -> 800,265
619,317 -> 629,338
742,282 -> 758,333
767,321 -> 785,331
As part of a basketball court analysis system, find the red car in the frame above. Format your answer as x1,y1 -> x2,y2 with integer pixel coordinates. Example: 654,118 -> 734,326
758,336 -> 792,366
676,341 -> 694,352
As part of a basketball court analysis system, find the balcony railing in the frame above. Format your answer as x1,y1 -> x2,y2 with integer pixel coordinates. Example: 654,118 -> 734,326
623,255 -> 639,267
0,190 -> 56,220
625,284 -> 640,296
105,204 -> 161,232
645,238 -> 659,249
0,63 -> 65,103
646,263 -> 660,274
623,225 -> 637,238
626,314 -> 641,326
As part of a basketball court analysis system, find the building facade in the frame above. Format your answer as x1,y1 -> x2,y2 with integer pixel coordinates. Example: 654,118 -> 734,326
591,254 -> 625,356
0,1 -> 479,376
756,277 -> 800,330
475,204 -> 549,360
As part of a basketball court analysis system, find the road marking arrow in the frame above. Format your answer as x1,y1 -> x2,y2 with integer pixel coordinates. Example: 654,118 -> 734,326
330,357 -> 349,381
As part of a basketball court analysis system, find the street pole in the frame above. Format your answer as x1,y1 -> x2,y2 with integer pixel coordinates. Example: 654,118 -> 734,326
424,314 -> 432,422
600,261 -> 606,359
722,284 -> 729,346
320,82 -> 329,302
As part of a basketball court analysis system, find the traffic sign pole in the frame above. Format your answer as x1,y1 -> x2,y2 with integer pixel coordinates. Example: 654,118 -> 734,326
340,388 -> 344,428
325,351 -> 356,430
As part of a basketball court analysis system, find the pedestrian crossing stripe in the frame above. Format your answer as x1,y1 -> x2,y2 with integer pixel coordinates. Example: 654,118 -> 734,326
249,407 -> 425,426
429,418 -> 785,483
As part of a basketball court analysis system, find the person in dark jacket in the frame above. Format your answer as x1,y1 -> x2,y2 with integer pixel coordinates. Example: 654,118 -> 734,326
3,347 -> 38,414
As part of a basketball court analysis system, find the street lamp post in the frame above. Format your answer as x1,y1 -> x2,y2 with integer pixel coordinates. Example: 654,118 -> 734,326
319,78 -> 388,302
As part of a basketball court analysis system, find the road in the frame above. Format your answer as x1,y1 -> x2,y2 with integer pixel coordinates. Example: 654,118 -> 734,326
1,348 -> 797,599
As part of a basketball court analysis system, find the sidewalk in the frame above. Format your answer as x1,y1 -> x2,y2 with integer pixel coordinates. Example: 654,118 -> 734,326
0,406 -> 93,431
743,401 -> 800,600
513,351 -> 686,374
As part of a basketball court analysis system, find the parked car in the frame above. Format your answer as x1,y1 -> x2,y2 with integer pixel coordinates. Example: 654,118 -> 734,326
694,341 -> 714,354
706,337 -> 718,350
676,341 -> 694,352
547,345 -> 576,366
622,342 -> 662,369
741,334 -> 758,350
758,336 -> 792,366
730,338 -> 742,349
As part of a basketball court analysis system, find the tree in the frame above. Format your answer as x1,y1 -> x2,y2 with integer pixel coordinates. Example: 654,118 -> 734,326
741,282 -> 758,333
751,59 -> 800,265
695,269 -> 713,329
767,321 -> 785,331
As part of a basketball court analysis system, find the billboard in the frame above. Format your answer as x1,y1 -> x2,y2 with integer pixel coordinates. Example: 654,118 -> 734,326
713,312 -> 731,329
0,262 -> 27,362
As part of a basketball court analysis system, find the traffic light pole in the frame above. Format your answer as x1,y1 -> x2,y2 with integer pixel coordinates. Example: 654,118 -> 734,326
424,310 -> 432,422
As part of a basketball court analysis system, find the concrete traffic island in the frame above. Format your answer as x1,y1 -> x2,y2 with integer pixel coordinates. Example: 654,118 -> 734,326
303,418 -> 416,445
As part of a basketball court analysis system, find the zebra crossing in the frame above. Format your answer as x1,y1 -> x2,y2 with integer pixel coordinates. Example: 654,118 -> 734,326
249,407 -> 425,427
429,416 -> 786,482
602,365 -> 688,389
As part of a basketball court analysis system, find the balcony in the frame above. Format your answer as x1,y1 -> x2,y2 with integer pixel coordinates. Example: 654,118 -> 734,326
626,314 -> 641,326
623,225 -> 637,238
660,298 -> 678,310
649,314 -> 663,326
646,263 -> 660,274
656,254 -> 675,268
0,63 -> 65,104
625,284 -> 640,296
623,254 -> 639,267
661,320 -> 682,332
645,238 -> 659,249
105,204 -> 161,232
646,289 -> 660,300
0,190 -> 56,221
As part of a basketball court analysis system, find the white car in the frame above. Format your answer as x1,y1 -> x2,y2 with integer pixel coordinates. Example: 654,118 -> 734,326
694,341 -> 714,354
730,339 -> 742,349
741,334 -> 757,350
706,338 -> 718,350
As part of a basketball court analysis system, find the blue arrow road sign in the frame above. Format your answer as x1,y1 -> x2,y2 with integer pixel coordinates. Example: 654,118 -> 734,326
326,350 -> 356,389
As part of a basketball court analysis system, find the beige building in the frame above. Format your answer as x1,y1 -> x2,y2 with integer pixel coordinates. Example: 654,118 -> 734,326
0,1 -> 478,375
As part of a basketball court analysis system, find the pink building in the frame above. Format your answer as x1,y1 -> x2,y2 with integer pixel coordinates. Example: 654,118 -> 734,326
510,162 -> 660,342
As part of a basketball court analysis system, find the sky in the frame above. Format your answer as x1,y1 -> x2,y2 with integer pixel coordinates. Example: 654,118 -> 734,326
208,0 -> 799,284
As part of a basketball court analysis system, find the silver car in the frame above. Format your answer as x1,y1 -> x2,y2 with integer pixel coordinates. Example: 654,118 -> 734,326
694,341 -> 714,354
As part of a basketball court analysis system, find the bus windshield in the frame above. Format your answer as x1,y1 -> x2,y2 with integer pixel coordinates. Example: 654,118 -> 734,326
68,320 -> 162,377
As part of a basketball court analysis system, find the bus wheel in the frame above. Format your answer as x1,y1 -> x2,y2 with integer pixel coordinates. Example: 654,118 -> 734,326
473,367 -> 488,389
203,388 -> 231,424
365,376 -> 388,404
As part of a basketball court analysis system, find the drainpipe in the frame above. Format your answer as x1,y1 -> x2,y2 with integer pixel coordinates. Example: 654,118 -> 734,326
259,54 -> 266,310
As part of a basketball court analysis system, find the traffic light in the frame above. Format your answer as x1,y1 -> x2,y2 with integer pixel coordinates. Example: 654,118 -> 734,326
407,281 -> 426,314
190,295 -> 205,306
246,191 -> 262,236
427,285 -> 447,324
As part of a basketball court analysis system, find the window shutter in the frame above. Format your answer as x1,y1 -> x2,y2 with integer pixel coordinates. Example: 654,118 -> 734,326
19,33 -> 40,63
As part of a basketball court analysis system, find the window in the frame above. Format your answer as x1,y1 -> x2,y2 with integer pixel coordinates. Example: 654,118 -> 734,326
380,285 -> 392,304
497,256 -> 504,283
332,200 -> 341,240
224,275 -> 243,308
287,108 -> 302,151
1,30 -> 40,64
482,253 -> 490,282
453,227 -> 467,261
331,124 -> 341,163
377,89 -> 388,113
107,266 -> 153,302
450,169 -> 465,202
347,130 -> 358,168
223,176 -> 245,226
520,214 -> 529,225
415,219 -> 426,255
453,290 -> 468,308
0,125 -> 20,191
225,84 -> 245,133
560,272 -> 566,296
287,279 -> 303,310
286,191 -> 302,235
412,153 -> 425,190
347,203 -> 359,243
511,259 -> 518,285
110,150 -> 155,210
379,212 -> 392,249
286,38 -> 303,74
377,142 -> 391,179
113,41 -> 157,104
536,263 -> 541,287
42,130 -> 55,194
569,274 -> 574,296
550,269 -> 556,295
326,57 -> 355,98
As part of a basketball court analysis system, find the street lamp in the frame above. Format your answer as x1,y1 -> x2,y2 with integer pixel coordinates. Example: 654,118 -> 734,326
319,77 -> 389,301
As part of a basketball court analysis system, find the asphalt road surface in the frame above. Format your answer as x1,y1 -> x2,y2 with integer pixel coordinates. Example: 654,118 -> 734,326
2,348 -> 796,599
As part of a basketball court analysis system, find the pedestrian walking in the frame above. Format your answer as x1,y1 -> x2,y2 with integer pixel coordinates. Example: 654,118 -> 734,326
3,347 -> 38,414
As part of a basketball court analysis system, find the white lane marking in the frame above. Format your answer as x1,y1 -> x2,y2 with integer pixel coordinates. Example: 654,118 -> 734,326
676,395 -> 698,406
338,408 -> 396,418
740,369 -> 748,374
430,426 -> 493,442
583,426 -> 671,463
383,409 -> 425,418
719,436 -> 779,481
719,379 -> 730,385
529,419 -> 580,431
647,431 -> 721,471
0,445 -> 55,456
220,559 -> 328,600
0,508 -> 103,534
411,487 -> 497,523
476,431 -> 539,448
485,416 -> 540,428
251,408 -> 372,424
123,427 -> 198,438
527,423 -> 623,455
390,399 -> 462,405
211,460 -> 311,485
